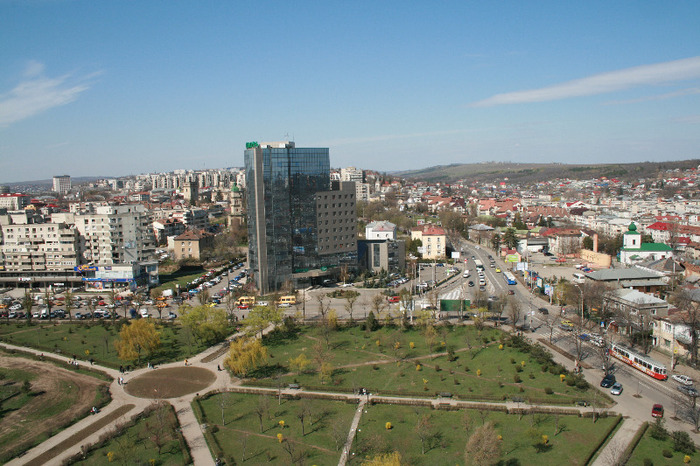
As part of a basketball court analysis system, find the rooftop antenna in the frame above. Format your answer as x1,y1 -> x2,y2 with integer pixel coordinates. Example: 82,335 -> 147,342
284,132 -> 290,141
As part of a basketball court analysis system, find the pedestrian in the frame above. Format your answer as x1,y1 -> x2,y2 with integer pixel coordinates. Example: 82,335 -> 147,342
117,377 -> 121,386
185,359 -> 188,366
217,364 -> 221,371
89,358 -> 94,366
119,365 -> 124,374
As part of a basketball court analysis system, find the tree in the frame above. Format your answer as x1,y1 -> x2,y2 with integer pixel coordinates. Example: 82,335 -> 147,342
503,228 -> 519,249
196,289 -> 210,306
343,291 -> 359,323
253,395 -> 270,433
671,290 -> 700,367
507,297 -> 522,329
465,421 -> 501,466
64,290 -> 74,321
297,400 -> 312,436
491,233 -> 502,251
244,305 -> 283,338
224,337 -> 268,376
22,290 -> 33,322
180,304 -> 229,344
43,288 -> 54,321
366,310 -> 380,331
415,414 -> 434,455
114,319 -> 161,364
289,353 -> 310,375
582,236 -> 594,251
144,401 -> 176,456
319,361 -> 333,384
371,294 -> 387,318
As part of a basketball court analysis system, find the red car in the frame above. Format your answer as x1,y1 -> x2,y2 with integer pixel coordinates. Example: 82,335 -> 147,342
237,304 -> 249,310
652,404 -> 664,418
387,296 -> 400,303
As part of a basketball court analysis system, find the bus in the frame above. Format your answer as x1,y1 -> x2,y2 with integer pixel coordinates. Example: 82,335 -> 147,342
609,343 -> 667,381
275,295 -> 297,307
503,271 -> 517,285
236,296 -> 256,307
474,259 -> 484,270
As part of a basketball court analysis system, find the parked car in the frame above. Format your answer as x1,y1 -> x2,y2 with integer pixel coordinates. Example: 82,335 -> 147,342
672,374 -> 694,386
387,296 -> 400,303
677,385 -> 699,397
610,383 -> 623,396
538,307 -> 549,315
600,374 -> 616,388
652,404 -> 664,418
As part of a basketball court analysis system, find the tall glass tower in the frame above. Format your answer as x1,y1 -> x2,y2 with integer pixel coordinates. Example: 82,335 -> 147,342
245,141 -> 333,293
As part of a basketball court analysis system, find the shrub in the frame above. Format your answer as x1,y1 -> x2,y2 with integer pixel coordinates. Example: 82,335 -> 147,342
544,387 -> 553,395
513,375 -> 522,383
385,422 -> 392,430
642,459 -> 653,466
662,449 -> 673,458
434,365 -> 441,372
649,418 -> 668,441
515,366 -> 523,373
672,431 -> 696,455
510,358 -> 516,364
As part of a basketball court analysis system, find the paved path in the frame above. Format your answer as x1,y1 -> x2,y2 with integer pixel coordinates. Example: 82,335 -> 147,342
339,397 -> 367,466
592,417 -> 644,466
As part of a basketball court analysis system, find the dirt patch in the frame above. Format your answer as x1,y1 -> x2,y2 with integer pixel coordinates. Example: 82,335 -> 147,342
126,367 -> 216,399
0,354 -> 108,461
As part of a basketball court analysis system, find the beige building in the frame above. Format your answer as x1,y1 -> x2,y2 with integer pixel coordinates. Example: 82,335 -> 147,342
411,224 -> 447,259
172,229 -> 214,260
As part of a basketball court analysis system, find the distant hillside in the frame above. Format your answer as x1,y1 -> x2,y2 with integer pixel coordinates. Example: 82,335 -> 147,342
2,176 -> 103,189
397,160 -> 700,184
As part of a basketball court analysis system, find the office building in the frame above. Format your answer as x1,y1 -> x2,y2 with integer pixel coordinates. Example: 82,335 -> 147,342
53,175 -> 71,195
245,141 -> 356,293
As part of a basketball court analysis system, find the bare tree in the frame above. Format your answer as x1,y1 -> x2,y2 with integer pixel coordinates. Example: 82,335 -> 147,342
218,391 -> 231,425
254,395 -> 270,433
465,421 -> 501,466
343,292 -> 359,323
672,290 -> 700,367
507,297 -> 522,329
297,400 -> 312,436
541,312 -> 560,343
315,293 -> 332,321
370,293 -> 387,319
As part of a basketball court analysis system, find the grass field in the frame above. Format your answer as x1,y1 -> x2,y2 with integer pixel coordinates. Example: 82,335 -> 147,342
349,403 -> 619,465
154,266 -> 206,294
0,321 -> 214,368
245,324 -> 604,406
193,392 -> 617,465
627,426 -> 697,465
193,392 -> 357,465
70,402 -> 189,465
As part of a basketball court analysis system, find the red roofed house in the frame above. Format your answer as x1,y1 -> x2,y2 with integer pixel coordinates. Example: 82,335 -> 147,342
411,224 -> 447,259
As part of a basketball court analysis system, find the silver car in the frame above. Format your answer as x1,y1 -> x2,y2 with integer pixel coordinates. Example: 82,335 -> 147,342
610,383 -> 623,396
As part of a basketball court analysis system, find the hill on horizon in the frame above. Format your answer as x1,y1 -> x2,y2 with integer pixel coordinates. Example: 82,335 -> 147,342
396,160 -> 700,184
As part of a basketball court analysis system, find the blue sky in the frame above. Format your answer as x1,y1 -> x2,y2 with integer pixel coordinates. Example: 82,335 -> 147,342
1,1 -> 699,183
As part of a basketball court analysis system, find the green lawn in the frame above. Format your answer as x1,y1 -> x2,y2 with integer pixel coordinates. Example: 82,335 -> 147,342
155,266 -> 206,294
71,402 -> 188,465
627,426 -> 697,465
0,321 -> 214,368
193,392 -> 358,465
246,324 -> 604,406
349,404 -> 619,465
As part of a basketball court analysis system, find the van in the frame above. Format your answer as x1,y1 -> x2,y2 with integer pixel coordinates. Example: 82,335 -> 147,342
276,295 -> 297,306
572,272 -> 585,284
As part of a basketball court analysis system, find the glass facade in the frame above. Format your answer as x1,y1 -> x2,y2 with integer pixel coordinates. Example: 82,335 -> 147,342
245,144 -> 331,292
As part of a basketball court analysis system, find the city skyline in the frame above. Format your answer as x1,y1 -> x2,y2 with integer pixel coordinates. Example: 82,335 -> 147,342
1,1 -> 699,183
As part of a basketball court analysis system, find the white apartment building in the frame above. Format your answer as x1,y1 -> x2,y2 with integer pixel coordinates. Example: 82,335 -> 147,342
52,175 -> 71,194
366,221 -> 397,240
73,205 -> 156,264
0,221 -> 80,272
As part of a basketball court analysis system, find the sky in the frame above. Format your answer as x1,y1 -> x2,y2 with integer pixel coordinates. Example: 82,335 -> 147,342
1,1 -> 700,183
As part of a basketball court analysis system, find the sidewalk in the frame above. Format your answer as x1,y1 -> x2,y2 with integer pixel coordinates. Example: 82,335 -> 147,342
592,417 -> 644,466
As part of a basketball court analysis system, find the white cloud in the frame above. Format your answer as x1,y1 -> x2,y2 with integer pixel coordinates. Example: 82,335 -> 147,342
0,63 -> 96,127
603,87 -> 700,105
471,56 -> 700,107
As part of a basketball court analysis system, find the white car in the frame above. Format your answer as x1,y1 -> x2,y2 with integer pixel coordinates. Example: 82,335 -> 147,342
673,374 -> 693,386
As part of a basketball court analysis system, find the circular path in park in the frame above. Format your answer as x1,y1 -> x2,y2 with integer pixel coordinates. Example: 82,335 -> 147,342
125,366 -> 217,399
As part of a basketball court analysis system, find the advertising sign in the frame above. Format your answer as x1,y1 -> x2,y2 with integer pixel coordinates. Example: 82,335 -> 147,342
506,254 -> 519,263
